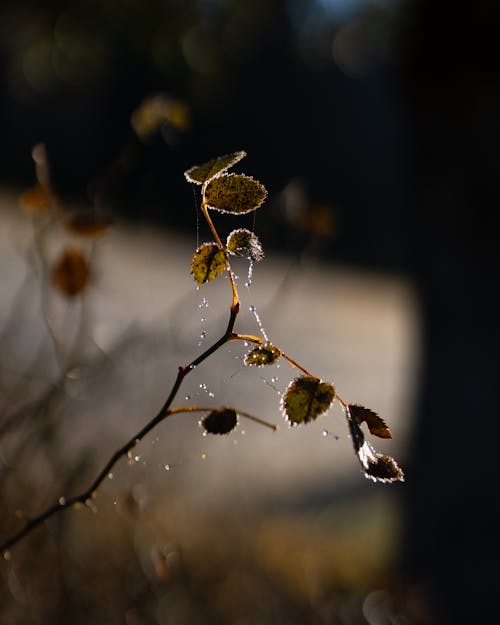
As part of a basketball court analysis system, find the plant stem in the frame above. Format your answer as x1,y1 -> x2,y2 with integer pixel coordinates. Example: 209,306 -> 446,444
0,304 -> 240,554
200,199 -> 239,309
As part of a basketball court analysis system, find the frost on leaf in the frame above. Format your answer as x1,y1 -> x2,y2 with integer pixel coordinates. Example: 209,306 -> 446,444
184,151 -> 246,185
191,243 -> 226,285
349,404 -> 392,439
244,344 -> 281,367
204,174 -> 267,215
364,454 -> 404,482
201,408 -> 238,435
281,375 -> 335,425
226,228 -> 264,262
52,247 -> 90,297
346,410 -> 404,483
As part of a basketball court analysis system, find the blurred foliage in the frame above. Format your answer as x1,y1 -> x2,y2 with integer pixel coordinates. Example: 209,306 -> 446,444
0,0 -> 408,268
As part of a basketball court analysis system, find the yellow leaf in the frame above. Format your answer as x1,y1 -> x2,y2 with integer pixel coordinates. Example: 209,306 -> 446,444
191,243 -> 226,285
184,151 -> 246,185
244,344 -> 281,367
281,375 -> 335,425
204,174 -> 267,215
226,228 -> 264,261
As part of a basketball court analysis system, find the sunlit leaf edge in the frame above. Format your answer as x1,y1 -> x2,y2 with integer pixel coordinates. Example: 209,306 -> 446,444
191,242 -> 227,285
184,150 -> 246,184
281,375 -> 336,426
203,173 -> 267,215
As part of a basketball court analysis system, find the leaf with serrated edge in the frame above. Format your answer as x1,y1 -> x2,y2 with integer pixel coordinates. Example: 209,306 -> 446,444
184,151 -> 246,184
226,228 -> 264,261
191,243 -> 226,285
201,408 -> 237,435
244,345 -> 281,367
346,410 -> 404,483
364,453 -> 404,483
204,174 -> 267,215
349,404 -> 392,439
281,375 -> 335,425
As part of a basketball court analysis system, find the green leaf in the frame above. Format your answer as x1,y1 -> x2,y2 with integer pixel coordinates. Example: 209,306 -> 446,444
244,344 -> 281,367
191,243 -> 226,285
281,375 -> 336,425
226,228 -> 264,262
204,174 -> 267,215
349,404 -> 392,439
201,408 -> 238,435
184,151 -> 246,184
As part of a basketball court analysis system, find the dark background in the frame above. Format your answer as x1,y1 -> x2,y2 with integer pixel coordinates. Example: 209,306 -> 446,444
1,1 -> 499,624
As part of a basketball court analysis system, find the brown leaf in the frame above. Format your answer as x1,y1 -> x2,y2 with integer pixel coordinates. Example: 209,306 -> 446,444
62,212 -> 113,237
18,185 -> 54,215
204,174 -> 267,215
364,453 -> 404,483
184,151 -> 246,185
52,247 -> 91,297
349,404 -> 392,438
201,408 -> 238,435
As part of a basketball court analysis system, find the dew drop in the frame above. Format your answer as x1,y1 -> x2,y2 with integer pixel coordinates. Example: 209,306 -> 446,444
58,497 -> 66,506
245,260 -> 254,288
108,473 -> 114,479
201,453 -> 207,460
322,429 -> 329,437
208,391 -> 215,398
3,550 -> 11,561
185,395 -> 191,401
241,430 -> 246,436
201,316 -> 206,323
164,464 -> 171,471
271,377 -> 278,383
134,455 -> 140,462
249,304 -> 269,342
244,341 -> 249,347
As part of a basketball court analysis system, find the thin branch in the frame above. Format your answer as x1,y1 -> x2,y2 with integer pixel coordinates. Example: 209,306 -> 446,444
1,305 -> 240,554
201,200 -> 239,309
229,333 -> 315,377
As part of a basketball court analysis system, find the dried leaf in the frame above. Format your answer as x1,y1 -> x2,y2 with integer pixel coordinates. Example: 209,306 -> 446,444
132,94 -> 190,139
346,411 -> 404,483
201,408 -> 238,435
349,404 -> 392,439
364,453 -> 404,483
244,344 -> 281,367
204,174 -> 267,215
226,228 -> 264,262
18,185 -> 53,215
52,247 -> 90,297
281,375 -> 335,425
62,212 -> 113,237
184,151 -> 246,185
191,243 -> 227,285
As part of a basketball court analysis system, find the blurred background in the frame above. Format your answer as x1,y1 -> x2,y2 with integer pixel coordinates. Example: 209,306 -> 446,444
1,1 -> 499,624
